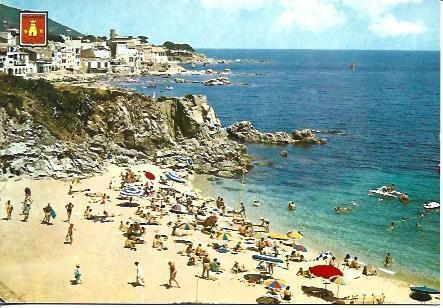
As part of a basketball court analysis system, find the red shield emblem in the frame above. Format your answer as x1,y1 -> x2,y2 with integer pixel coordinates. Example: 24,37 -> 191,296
19,11 -> 48,47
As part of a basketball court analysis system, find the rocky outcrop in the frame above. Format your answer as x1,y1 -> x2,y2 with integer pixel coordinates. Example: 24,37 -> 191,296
203,76 -> 231,86
0,76 -> 251,179
227,121 -> 326,145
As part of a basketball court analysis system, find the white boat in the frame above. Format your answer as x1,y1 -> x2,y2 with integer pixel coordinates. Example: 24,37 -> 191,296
424,202 -> 440,209
165,86 -> 173,90
368,186 -> 403,198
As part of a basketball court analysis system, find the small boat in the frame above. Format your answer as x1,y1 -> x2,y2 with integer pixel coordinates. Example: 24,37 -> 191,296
424,202 -> 440,210
335,206 -> 352,213
368,185 -> 404,198
165,86 -> 173,90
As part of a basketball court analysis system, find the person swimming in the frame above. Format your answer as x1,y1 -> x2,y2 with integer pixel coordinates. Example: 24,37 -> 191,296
288,201 -> 296,211
389,222 -> 396,230
253,200 -> 260,207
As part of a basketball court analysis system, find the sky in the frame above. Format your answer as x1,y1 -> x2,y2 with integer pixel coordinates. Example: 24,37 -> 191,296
0,0 -> 440,50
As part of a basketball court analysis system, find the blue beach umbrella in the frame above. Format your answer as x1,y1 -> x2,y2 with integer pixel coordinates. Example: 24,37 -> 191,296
120,186 -> 143,197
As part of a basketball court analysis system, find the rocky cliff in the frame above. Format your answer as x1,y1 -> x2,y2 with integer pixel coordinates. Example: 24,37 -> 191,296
0,75 -> 251,179
227,121 -> 326,145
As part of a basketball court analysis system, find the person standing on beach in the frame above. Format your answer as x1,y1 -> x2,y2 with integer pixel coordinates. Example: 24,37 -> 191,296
23,198 -> 31,222
65,202 -> 74,222
238,203 -> 246,218
202,254 -> 211,279
134,262 -> 145,286
5,200 -> 13,220
65,223 -> 76,244
384,253 -> 393,267
42,203 -> 52,224
74,265 -> 81,284
168,261 -> 180,288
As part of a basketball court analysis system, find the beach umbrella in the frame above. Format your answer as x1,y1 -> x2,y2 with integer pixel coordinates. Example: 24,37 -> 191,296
170,204 -> 188,214
144,171 -> 156,180
309,265 -> 343,279
120,186 -> 143,197
330,275 -> 347,297
216,232 -> 233,241
293,244 -> 308,253
409,286 -> 440,295
316,251 -> 333,261
177,223 -> 193,231
264,279 -> 287,290
287,230 -> 304,240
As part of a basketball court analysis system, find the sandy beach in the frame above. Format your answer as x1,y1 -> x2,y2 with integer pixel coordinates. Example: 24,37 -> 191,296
0,162 -> 437,304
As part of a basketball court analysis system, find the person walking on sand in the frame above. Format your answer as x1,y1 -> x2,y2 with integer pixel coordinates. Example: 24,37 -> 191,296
74,265 -> 81,284
23,198 -> 31,222
5,200 -> 13,220
168,261 -> 180,288
65,223 -> 76,244
24,187 -> 31,199
65,202 -> 74,222
134,261 -> 145,286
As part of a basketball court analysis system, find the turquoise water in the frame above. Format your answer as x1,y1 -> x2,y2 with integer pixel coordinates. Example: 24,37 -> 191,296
113,49 -> 440,287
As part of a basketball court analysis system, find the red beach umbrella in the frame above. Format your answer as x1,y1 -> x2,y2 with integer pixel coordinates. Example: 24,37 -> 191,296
309,265 -> 343,279
144,171 -> 156,180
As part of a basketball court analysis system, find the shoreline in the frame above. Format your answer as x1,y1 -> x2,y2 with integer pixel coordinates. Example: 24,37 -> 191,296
191,174 -> 440,290
0,161 -> 438,304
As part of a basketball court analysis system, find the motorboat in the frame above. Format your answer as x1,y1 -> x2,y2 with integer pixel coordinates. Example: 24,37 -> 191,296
368,185 -> 404,198
424,202 -> 440,210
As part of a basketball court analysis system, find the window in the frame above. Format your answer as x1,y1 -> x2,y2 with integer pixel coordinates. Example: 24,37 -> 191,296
97,62 -> 101,68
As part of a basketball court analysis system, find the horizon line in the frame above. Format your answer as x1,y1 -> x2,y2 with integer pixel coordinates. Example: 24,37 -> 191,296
193,47 -> 440,52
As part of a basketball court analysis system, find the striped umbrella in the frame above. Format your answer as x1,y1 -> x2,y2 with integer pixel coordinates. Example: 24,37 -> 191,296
264,279 -> 288,290
330,275 -> 347,296
287,230 -> 304,240
216,232 -> 233,241
293,244 -> 308,253
316,251 -> 333,261
120,186 -> 143,197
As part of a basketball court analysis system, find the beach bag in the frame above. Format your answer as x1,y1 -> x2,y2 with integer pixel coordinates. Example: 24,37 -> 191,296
50,209 -> 56,218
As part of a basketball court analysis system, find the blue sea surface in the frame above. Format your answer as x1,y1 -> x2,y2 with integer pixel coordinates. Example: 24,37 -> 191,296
114,49 -> 440,286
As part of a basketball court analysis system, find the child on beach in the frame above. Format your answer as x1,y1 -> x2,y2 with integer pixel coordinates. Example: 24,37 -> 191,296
42,203 -> 52,224
5,200 -> 13,220
74,265 -> 81,284
384,253 -> 393,267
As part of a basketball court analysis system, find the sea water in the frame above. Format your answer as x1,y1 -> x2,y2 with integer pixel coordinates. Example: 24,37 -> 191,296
114,49 -> 440,287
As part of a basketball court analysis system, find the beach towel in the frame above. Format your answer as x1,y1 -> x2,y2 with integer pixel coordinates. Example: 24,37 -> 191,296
50,209 -> 57,218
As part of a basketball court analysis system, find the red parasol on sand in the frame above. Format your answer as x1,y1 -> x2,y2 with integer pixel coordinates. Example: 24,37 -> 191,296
309,265 -> 343,279
144,171 -> 156,180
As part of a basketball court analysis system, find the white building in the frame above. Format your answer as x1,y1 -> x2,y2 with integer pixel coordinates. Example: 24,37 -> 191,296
151,46 -> 168,64
0,46 -> 34,76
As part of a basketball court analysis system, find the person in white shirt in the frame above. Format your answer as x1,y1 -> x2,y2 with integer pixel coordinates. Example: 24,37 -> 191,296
135,261 -> 145,286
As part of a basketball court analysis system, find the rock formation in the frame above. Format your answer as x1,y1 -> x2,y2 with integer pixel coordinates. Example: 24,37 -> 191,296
0,75 -> 251,180
226,121 -> 326,145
